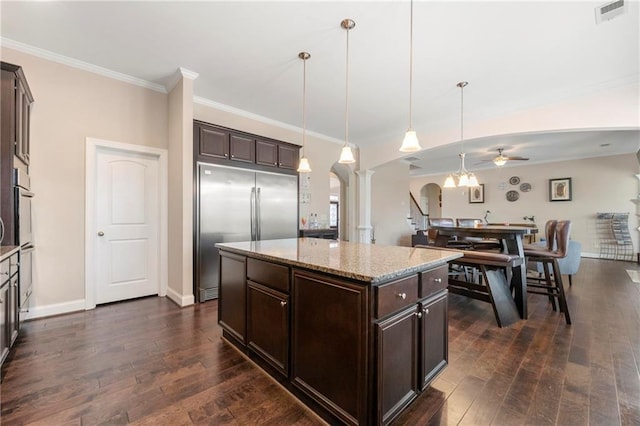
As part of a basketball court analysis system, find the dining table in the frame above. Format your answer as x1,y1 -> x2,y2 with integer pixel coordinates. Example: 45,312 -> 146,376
430,224 -> 538,319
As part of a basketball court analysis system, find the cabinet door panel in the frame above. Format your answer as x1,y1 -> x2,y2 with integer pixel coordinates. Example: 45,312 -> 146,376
256,140 -> 278,166
420,292 -> 448,389
219,252 -> 246,345
0,283 -> 9,365
377,305 -> 419,425
199,126 -> 229,159
278,144 -> 298,169
291,270 -> 368,425
247,281 -> 289,375
230,134 -> 255,163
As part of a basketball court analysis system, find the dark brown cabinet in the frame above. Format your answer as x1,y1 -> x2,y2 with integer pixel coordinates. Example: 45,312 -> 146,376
0,250 -> 19,371
420,292 -> 448,389
194,121 -> 299,174
229,134 -> 255,163
247,281 -> 289,376
299,229 -> 338,239
218,251 -> 246,345
277,144 -> 297,169
198,125 -> 229,160
218,248 -> 451,426
1,62 -> 33,168
377,305 -> 419,425
256,139 -> 278,166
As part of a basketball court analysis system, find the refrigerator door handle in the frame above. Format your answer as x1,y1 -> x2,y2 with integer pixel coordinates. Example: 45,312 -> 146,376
250,187 -> 256,240
256,187 -> 261,240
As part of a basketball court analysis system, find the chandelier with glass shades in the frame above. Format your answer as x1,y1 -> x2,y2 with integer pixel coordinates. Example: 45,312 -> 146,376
443,81 -> 479,188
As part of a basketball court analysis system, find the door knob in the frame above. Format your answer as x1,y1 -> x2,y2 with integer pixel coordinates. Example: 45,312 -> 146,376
97,231 -> 105,236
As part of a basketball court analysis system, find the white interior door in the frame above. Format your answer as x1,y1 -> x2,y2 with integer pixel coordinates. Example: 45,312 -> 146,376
95,149 -> 160,304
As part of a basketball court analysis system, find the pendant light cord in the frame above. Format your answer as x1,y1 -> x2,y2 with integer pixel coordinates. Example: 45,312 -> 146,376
408,0 -> 414,130
345,23 -> 350,147
302,56 -> 307,155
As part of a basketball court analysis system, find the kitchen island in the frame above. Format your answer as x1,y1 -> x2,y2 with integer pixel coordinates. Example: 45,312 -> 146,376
216,238 -> 462,425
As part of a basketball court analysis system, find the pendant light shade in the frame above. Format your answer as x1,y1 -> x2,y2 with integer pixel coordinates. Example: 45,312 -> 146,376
297,51 -> 312,173
339,146 -> 356,163
297,157 -> 312,173
338,19 -> 356,165
399,130 -> 421,152
443,175 -> 456,188
400,0 -> 422,153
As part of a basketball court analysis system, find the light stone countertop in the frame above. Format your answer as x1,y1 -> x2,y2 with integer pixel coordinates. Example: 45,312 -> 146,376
216,238 -> 462,284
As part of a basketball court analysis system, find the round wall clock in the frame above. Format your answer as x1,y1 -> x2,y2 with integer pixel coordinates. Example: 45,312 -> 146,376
506,190 -> 519,202
509,176 -> 520,185
520,182 -> 532,192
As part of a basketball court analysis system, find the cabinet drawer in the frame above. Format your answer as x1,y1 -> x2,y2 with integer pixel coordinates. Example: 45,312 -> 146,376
376,275 -> 418,319
420,266 -> 447,298
247,258 -> 290,293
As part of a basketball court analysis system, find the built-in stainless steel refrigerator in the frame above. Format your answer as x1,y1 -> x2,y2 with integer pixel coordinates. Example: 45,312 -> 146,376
196,163 -> 298,302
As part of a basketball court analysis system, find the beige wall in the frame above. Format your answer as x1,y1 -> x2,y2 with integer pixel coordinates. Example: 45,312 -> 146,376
372,161 -> 413,246
410,154 -> 640,255
1,47 -> 169,314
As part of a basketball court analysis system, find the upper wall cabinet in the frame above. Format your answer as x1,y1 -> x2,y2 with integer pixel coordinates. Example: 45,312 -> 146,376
194,121 -> 299,174
1,62 -> 33,168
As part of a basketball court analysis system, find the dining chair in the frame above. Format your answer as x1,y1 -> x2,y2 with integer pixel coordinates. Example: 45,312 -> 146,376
455,218 -> 502,251
524,220 -> 572,324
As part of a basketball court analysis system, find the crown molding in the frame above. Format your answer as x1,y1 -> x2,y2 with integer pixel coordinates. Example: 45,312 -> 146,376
193,96 -> 344,146
165,67 -> 200,92
1,37 -> 167,93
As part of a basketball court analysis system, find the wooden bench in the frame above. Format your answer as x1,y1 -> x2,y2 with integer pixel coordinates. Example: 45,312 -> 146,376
416,246 -> 522,327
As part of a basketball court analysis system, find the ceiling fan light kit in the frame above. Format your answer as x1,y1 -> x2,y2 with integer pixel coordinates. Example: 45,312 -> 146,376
484,147 -> 530,167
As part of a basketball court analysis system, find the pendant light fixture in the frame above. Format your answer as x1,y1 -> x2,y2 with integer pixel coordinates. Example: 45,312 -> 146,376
443,81 -> 479,188
338,18 -> 356,164
399,0 -> 422,153
297,51 -> 312,173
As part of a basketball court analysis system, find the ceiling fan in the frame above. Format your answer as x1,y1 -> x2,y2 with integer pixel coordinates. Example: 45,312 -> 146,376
481,148 -> 530,166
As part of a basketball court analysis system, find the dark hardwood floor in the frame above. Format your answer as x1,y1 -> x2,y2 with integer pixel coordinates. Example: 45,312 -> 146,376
1,258 -> 638,425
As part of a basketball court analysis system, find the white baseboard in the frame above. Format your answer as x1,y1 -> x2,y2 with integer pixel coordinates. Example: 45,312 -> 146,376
25,299 -> 86,320
581,252 -> 600,259
166,287 -> 195,307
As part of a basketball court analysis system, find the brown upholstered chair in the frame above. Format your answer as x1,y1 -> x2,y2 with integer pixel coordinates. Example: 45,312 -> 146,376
523,219 -> 557,251
524,220 -> 572,324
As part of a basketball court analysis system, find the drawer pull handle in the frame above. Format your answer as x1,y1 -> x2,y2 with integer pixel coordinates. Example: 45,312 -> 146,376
416,311 -> 423,319
280,300 -> 287,307
434,278 -> 442,283
423,307 -> 430,315
397,293 -> 407,300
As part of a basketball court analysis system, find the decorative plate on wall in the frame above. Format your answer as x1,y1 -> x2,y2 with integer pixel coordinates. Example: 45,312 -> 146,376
506,190 -> 520,202
520,182 -> 532,192
509,176 -> 520,185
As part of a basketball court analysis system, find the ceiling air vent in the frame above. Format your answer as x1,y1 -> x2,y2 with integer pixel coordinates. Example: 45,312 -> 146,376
595,0 -> 626,24
405,156 -> 420,161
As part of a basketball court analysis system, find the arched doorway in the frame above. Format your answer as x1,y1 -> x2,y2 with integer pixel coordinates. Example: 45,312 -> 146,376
330,163 -> 354,241
420,183 -> 442,220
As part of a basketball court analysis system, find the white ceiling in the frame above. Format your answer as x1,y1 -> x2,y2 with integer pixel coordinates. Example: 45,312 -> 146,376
1,1 -> 639,174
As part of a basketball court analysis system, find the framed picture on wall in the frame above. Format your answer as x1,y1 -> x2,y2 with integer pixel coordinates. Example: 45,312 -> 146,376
549,177 -> 572,201
469,184 -> 484,203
